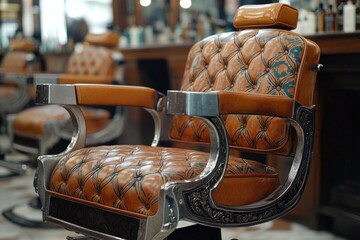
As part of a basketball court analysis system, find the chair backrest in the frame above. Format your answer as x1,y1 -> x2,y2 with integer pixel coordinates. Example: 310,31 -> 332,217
60,32 -> 119,84
169,3 -> 320,154
0,38 -> 37,73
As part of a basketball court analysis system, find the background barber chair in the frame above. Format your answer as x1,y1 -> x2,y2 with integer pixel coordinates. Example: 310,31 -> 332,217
35,3 -> 321,240
2,32 -> 126,228
0,38 -> 42,177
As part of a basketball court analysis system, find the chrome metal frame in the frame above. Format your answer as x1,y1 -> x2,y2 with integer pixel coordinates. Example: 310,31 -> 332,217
0,73 -> 33,113
35,86 -> 315,240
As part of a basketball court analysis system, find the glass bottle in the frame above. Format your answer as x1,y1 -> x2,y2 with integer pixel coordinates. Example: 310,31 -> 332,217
337,0 -> 347,31
343,0 -> 356,32
325,4 -> 337,32
356,0 -> 360,30
316,2 -> 326,33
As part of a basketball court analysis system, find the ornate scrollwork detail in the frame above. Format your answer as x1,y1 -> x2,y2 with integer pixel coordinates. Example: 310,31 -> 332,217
297,105 -> 315,140
183,106 -> 315,226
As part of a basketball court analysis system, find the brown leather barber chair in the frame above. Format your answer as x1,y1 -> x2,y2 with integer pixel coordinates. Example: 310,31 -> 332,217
2,32 -> 126,227
35,3 -> 321,239
0,38 -> 42,176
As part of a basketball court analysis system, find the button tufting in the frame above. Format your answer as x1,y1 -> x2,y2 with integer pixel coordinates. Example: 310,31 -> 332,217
276,86 -> 281,91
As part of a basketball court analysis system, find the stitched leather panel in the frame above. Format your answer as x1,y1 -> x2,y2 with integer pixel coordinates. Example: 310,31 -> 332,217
50,145 -> 279,216
233,3 -> 298,30
13,105 -> 69,138
169,30 -> 305,151
13,106 -> 109,137
65,46 -> 115,76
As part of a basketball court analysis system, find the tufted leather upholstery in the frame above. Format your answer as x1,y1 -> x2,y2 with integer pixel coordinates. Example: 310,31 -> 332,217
0,39 -> 37,74
169,29 -> 319,153
50,145 -> 279,216
36,3 -> 320,239
0,39 -> 39,114
12,33 -> 119,140
46,28 -> 317,219
64,47 -> 116,78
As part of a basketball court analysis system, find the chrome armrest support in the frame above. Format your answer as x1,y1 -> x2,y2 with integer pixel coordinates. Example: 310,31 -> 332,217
36,84 -> 164,146
146,91 -> 315,238
166,90 -> 219,117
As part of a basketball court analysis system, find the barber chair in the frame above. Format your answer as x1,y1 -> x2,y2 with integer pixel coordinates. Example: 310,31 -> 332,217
2,32 -> 126,227
35,3 -> 321,239
0,38 -> 42,176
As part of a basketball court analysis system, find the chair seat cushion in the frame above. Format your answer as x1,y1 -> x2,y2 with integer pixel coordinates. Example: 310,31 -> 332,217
13,105 -> 110,138
49,145 -> 280,217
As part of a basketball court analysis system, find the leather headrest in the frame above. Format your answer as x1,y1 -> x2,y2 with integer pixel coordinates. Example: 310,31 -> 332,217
9,39 -> 36,52
233,3 -> 298,30
84,32 -> 120,48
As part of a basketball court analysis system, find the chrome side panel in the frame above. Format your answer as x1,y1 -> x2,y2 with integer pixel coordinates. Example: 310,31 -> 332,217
36,84 -> 77,105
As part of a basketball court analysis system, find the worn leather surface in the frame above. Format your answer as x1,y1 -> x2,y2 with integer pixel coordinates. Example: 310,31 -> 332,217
13,105 -> 110,137
169,29 -> 319,153
64,46 -> 116,77
233,3 -> 298,30
13,33 -> 119,138
50,145 -> 279,216
75,85 -> 159,109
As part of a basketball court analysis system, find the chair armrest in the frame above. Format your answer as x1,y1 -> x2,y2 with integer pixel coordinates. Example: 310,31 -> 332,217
36,83 -> 160,109
167,90 -> 294,118
164,89 -> 314,229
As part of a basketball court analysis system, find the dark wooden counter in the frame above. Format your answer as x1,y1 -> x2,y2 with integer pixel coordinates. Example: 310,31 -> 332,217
306,31 -> 360,54
120,32 -> 360,238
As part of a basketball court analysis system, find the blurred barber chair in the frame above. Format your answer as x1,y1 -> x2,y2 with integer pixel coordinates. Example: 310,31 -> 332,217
0,38 -> 42,177
2,32 -> 126,228
35,3 -> 321,240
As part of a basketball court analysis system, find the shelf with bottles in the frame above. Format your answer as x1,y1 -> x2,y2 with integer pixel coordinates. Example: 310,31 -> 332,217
294,0 -> 360,35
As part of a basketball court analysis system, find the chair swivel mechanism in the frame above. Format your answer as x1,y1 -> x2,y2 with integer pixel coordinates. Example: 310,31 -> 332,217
0,38 -> 42,176
35,3 -> 321,240
2,32 -> 126,228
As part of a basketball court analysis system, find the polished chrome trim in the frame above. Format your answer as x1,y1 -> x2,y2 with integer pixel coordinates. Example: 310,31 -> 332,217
167,91 -> 219,116
145,107 -> 162,147
36,105 -> 86,206
36,84 -> 77,105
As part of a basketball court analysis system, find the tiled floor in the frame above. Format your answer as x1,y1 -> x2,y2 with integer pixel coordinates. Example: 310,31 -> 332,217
0,165 -> 346,240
